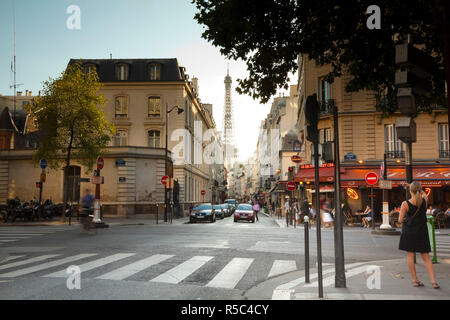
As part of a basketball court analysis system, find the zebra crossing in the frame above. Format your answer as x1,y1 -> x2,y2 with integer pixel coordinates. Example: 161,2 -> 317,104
0,251 -> 303,289
435,236 -> 450,259
0,227 -> 72,245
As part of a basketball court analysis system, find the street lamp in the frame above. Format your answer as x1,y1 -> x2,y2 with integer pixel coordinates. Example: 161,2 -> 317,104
165,104 -> 184,222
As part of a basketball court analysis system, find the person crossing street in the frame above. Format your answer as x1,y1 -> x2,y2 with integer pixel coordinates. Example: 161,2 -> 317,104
252,202 -> 260,222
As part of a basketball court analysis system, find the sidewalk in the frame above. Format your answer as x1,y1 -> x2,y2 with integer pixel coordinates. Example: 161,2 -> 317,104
246,255 -> 450,300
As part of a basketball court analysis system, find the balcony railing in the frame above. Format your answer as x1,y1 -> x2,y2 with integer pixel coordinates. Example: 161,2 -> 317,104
385,151 -> 405,159
318,99 -> 334,116
439,150 -> 450,159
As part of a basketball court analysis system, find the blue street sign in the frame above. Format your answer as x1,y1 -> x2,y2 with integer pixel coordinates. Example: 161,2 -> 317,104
40,159 -> 47,169
293,140 -> 302,152
115,159 -> 126,167
344,152 -> 357,161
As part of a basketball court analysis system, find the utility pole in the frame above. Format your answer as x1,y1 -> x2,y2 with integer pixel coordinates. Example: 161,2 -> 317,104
332,101 -> 346,288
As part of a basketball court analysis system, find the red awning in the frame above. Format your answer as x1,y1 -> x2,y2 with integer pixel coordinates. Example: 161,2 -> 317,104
294,167 -> 336,183
341,166 -> 450,187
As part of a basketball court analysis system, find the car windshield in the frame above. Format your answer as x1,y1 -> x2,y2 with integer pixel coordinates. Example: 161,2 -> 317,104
194,204 -> 211,210
226,199 -> 236,205
221,204 -> 229,208
237,204 -> 252,211
213,205 -> 222,209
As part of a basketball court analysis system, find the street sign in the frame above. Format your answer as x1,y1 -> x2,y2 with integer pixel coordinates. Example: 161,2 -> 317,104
287,181 -> 296,191
365,172 -> 378,185
115,159 -> 126,167
92,176 -> 104,185
161,175 -> 169,186
293,140 -> 302,152
97,156 -> 104,170
119,177 -> 126,183
201,190 -> 206,196
40,159 -> 47,169
77,178 -> 90,183
291,155 -> 302,163
344,152 -> 357,161
379,179 -> 392,189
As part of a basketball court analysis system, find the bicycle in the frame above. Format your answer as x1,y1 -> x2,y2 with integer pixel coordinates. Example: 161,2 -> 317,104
79,207 -> 96,234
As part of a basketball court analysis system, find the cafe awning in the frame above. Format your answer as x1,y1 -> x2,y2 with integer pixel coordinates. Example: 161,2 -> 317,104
294,167 -> 337,183
270,181 -> 288,193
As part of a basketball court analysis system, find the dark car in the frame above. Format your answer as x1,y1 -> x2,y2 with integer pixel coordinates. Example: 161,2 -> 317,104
225,199 -> 237,213
234,204 -> 255,223
190,203 -> 216,223
213,205 -> 225,219
221,204 -> 232,217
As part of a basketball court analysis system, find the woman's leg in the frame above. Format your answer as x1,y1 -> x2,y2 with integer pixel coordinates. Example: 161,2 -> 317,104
407,252 -> 419,282
420,253 -> 437,284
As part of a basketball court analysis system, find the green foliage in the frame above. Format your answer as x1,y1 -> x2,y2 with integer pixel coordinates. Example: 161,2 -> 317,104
27,61 -> 115,172
193,0 -> 447,114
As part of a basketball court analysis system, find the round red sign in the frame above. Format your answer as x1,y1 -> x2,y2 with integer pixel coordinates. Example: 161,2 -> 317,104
201,190 -> 206,196
291,155 -> 302,163
97,157 -> 104,170
287,181 -> 296,191
161,175 -> 169,186
365,172 -> 378,185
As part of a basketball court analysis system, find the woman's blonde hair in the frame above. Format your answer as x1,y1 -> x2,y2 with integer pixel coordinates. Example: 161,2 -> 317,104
409,181 -> 423,208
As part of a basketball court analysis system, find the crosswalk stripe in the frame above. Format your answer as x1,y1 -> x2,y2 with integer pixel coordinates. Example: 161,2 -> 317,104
206,258 -> 254,289
304,265 -> 375,288
0,255 -> 61,271
268,260 -> 297,278
150,256 -> 214,284
0,233 -> 45,236
0,254 -> 96,278
275,262 -> 367,290
0,240 -> 18,242
43,253 -> 136,278
0,236 -> 31,239
2,255 -> 24,262
96,254 -> 174,281
436,253 -> 450,257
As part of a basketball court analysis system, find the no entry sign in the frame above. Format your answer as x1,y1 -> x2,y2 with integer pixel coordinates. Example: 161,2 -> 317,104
97,157 -> 104,170
365,172 -> 378,185
287,181 -> 296,191
161,176 -> 169,186
201,190 -> 206,196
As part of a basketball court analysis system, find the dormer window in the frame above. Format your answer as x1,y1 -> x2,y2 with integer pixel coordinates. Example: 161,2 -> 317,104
149,64 -> 161,80
116,64 -> 129,81
83,64 -> 97,75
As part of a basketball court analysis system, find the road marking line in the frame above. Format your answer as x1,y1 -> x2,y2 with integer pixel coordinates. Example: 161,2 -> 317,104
150,256 -> 214,284
43,253 -> 136,278
2,255 -> 24,262
0,237 -> 31,239
0,233 -> 45,236
206,257 -> 254,289
304,265 -> 379,288
0,240 -> 19,242
272,289 -> 294,300
268,260 -> 297,278
0,254 -> 95,277
0,255 -> 61,271
96,254 -> 174,281
275,262 -> 367,290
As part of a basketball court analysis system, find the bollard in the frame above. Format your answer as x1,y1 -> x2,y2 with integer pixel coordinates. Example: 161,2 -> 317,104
427,215 -> 438,264
304,215 -> 310,283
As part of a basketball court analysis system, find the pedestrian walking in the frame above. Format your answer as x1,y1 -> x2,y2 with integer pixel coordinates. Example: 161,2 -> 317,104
252,202 -> 260,222
399,181 -> 440,289
284,198 -> 290,227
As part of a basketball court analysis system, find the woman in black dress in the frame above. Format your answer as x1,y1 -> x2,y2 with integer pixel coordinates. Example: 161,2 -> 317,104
399,181 -> 440,289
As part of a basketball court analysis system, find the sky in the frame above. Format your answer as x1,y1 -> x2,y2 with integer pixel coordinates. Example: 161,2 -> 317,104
0,0 -> 295,161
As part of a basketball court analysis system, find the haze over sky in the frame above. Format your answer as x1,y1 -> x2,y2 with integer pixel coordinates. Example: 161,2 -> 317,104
0,0 -> 295,161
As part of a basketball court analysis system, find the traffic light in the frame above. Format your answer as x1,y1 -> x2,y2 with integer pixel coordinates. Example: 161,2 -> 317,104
288,166 -> 295,181
395,43 -> 437,115
36,182 -> 42,188
305,94 -> 319,142
322,141 -> 334,163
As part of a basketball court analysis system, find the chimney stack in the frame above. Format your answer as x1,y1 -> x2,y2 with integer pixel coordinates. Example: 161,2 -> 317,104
17,91 -> 22,96
192,77 -> 199,96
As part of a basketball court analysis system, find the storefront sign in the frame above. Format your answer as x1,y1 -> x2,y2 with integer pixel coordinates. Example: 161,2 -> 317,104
424,187 -> 431,196
346,188 -> 359,200
379,179 -> 392,189
293,140 -> 302,152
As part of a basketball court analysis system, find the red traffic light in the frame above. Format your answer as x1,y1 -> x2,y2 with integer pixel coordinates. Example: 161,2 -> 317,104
36,182 -> 42,188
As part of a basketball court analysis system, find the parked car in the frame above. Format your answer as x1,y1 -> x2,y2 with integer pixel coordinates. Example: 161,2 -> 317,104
190,203 -> 216,223
221,203 -> 232,217
224,199 -> 237,213
234,204 -> 255,223
213,205 -> 225,219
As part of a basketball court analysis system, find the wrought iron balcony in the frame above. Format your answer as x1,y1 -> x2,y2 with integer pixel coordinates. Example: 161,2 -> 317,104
385,151 -> 405,159
318,99 -> 335,116
439,150 -> 450,159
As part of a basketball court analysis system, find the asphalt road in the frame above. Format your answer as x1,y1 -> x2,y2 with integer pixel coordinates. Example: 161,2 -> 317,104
0,214 -> 421,300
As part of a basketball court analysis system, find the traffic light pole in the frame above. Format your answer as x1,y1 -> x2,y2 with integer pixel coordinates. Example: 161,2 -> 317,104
333,103 -> 346,288
313,135 -> 324,298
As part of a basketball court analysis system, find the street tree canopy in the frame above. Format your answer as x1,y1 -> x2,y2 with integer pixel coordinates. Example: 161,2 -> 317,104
27,61 -> 115,172
193,0 -> 447,115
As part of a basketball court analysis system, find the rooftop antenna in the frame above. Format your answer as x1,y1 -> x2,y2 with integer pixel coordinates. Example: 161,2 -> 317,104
9,0 -> 23,124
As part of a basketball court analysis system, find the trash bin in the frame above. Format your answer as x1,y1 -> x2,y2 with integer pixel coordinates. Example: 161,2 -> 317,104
426,215 -> 438,264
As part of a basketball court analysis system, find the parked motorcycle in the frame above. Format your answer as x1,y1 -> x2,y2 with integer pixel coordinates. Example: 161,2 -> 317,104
3,199 -> 36,222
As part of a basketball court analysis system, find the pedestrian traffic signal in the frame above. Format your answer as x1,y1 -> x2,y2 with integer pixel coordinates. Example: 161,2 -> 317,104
36,182 -> 42,188
288,166 -> 295,181
305,94 -> 319,142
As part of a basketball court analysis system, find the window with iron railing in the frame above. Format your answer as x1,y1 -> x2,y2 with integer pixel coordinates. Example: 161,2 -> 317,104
438,123 -> 449,159
148,97 -> 161,117
115,96 -> 128,118
385,124 -> 405,158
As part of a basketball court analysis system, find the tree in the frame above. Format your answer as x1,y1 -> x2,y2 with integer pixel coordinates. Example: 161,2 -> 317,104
27,61 -> 115,220
193,0 -> 448,116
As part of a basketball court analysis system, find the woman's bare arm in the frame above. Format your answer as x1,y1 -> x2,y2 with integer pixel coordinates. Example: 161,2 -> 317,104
398,201 -> 408,223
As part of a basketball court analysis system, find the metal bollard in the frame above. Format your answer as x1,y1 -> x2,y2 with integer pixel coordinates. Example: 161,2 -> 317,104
304,215 -> 310,283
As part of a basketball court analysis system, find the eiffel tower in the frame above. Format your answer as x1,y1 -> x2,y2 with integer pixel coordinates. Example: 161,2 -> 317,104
223,65 -> 238,168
